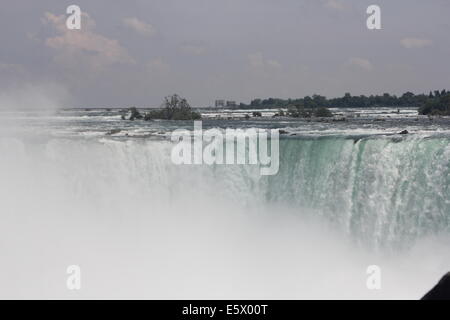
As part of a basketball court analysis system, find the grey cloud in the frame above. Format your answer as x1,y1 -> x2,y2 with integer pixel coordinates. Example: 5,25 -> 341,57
123,17 -> 156,37
248,52 -> 282,70
44,12 -> 134,69
323,0 -> 346,11
346,58 -> 373,72
146,58 -> 171,74
0,0 -> 449,107
400,38 -> 433,49
180,44 -> 207,56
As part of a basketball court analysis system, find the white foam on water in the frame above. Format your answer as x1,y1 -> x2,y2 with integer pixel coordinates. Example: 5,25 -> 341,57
0,136 -> 448,299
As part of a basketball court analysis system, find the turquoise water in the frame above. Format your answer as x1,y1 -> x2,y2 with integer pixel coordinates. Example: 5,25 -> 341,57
0,108 -> 449,298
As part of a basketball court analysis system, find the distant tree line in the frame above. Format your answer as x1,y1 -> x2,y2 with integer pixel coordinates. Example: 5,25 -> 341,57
236,90 -> 450,115
419,91 -> 450,115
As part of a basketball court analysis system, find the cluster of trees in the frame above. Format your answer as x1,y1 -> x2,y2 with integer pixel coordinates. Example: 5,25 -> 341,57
123,95 -> 201,121
237,90 -> 450,114
121,91 -> 450,122
419,91 -> 450,115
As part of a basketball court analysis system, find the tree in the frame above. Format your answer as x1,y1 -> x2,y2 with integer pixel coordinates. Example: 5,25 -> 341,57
233,89 -> 449,114
250,99 -> 262,107
143,94 -> 201,120
312,94 -> 327,107
419,92 -> 450,115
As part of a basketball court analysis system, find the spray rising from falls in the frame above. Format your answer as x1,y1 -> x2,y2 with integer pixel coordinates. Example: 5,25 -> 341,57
2,135 -> 449,249
0,133 -> 449,298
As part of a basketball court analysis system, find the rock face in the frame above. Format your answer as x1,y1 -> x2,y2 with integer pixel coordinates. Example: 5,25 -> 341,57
422,272 -> 450,300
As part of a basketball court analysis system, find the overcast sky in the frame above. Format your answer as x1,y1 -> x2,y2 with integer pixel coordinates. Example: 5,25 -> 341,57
1,0 -> 449,107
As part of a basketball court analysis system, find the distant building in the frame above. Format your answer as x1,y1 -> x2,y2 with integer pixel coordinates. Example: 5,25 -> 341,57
215,99 -> 237,108
215,100 -> 225,107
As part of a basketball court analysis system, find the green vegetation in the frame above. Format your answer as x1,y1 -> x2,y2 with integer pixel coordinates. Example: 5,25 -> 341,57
419,91 -> 450,115
123,95 -> 201,121
144,94 -> 201,120
236,90 -> 450,115
120,90 -> 450,121
314,107 -> 333,117
232,90 -> 450,118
